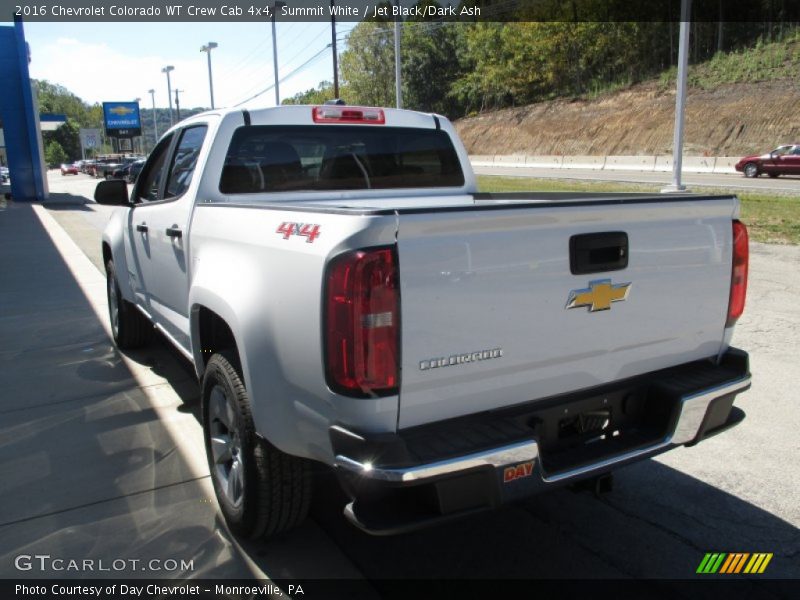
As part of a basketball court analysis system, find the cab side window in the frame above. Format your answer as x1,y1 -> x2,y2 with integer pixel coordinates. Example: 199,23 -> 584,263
136,134 -> 174,202
165,126 -> 208,199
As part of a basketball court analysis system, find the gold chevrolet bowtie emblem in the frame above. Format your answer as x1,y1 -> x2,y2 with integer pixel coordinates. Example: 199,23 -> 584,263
566,279 -> 631,312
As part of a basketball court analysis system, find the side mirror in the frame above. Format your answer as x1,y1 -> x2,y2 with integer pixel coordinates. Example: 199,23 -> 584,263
94,179 -> 130,206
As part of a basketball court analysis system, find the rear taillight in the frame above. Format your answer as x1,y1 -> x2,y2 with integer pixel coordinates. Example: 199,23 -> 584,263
312,106 -> 385,124
325,246 -> 399,396
726,220 -> 749,327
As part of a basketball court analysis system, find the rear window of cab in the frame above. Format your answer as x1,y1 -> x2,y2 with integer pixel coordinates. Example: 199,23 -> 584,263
218,125 -> 465,193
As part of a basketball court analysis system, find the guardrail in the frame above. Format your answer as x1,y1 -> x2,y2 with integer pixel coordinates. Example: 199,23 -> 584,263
470,155 -> 741,175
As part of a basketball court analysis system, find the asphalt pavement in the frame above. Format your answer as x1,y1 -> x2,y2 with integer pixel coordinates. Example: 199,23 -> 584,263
474,164 -> 800,195
0,172 -> 797,592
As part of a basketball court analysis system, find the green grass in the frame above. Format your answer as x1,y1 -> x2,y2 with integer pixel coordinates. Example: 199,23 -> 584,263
659,30 -> 800,90
477,175 -> 800,245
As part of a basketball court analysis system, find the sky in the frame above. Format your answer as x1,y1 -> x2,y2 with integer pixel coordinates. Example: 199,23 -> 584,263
23,20 -> 358,111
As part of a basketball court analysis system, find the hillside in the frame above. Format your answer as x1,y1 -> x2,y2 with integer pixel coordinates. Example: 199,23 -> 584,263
455,37 -> 800,157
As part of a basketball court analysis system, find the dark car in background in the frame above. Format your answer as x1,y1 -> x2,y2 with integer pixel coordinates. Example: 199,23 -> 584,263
125,159 -> 145,183
735,144 -> 800,178
111,159 -> 146,183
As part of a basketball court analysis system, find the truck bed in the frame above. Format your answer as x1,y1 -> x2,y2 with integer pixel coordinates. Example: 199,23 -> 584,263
202,191 -> 736,214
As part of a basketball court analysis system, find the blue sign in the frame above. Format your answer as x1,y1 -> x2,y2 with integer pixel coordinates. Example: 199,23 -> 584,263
102,101 -> 141,137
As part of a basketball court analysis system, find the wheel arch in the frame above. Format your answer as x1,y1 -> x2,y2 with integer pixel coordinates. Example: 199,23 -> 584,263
191,302 -> 242,378
101,214 -> 134,303
188,286 -> 308,459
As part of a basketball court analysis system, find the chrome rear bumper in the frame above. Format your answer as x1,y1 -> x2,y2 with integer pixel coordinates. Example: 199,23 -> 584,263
331,349 -> 751,534
335,375 -> 750,486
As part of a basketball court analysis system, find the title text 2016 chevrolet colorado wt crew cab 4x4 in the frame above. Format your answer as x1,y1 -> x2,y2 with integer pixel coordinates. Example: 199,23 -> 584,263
94,104 -> 750,537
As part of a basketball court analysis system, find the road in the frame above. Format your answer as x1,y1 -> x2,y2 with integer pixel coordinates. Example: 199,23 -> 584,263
1,172 -> 798,594
473,164 -> 800,195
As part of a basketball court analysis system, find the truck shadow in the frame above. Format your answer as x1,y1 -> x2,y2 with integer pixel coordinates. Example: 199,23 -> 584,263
298,464 -> 800,583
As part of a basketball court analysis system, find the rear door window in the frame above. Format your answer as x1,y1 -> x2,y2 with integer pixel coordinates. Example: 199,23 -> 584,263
219,126 -> 464,194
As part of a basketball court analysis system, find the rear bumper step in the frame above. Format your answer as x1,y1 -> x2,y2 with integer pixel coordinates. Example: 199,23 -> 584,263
331,348 -> 750,535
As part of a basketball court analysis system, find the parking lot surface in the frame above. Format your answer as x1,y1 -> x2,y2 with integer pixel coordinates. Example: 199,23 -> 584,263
0,172 -> 797,590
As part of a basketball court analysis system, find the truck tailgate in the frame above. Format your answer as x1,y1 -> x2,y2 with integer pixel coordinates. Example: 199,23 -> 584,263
396,196 -> 736,429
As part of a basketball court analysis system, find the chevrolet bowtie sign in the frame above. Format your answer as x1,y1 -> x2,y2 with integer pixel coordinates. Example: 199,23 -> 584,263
102,101 -> 142,138
566,279 -> 631,312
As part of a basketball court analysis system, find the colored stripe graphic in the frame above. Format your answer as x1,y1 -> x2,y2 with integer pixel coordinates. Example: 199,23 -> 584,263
697,553 -> 727,574
698,552 -> 773,574
744,553 -> 774,574
719,554 -> 735,573
722,553 -> 750,574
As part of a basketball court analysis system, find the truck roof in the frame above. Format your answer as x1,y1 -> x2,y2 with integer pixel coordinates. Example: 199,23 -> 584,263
174,104 -> 444,132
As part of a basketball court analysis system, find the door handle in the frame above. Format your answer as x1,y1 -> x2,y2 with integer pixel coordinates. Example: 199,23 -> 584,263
166,227 -> 183,239
136,223 -> 148,233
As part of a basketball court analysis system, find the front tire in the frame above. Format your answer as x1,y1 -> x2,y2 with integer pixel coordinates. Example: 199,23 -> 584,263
202,351 -> 312,539
105,259 -> 152,349
743,162 -> 759,178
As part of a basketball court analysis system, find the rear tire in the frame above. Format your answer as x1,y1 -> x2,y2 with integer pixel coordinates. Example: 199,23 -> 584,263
202,351 -> 312,539
743,162 -> 759,178
105,259 -> 152,349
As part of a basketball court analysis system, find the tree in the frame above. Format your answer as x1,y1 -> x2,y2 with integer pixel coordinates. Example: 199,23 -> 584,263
401,19 -> 465,117
44,119 -> 81,161
340,21 -> 396,106
282,81 -> 341,105
45,141 -> 68,167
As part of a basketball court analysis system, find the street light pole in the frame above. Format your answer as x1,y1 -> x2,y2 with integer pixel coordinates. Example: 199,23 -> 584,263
148,88 -> 158,147
271,3 -> 284,106
174,89 -> 183,122
201,41 -> 218,109
663,0 -> 692,193
162,65 -> 175,126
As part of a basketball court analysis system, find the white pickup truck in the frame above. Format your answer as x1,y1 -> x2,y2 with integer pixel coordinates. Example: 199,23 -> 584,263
94,104 -> 751,537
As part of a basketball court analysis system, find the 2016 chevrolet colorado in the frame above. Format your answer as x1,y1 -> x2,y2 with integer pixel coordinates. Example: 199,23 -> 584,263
94,104 -> 750,537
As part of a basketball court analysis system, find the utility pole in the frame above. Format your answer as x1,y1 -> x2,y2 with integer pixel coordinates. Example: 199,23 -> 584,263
148,89 -> 158,147
174,89 -> 183,122
394,1 -> 402,108
331,0 -> 339,98
271,3 -> 285,106
662,0 -> 691,193
201,42 -> 218,109
162,65 -> 175,126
